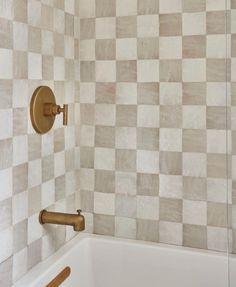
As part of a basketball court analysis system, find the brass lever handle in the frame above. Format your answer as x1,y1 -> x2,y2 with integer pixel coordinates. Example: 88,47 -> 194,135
44,103 -> 68,126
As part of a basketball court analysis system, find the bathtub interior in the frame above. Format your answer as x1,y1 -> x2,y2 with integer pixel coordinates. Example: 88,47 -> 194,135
13,235 -> 233,287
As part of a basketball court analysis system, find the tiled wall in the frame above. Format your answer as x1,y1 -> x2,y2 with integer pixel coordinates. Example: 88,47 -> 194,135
0,0 -> 80,285
79,0 -> 232,253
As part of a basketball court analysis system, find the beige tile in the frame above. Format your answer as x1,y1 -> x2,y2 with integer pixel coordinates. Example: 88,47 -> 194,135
80,61 -> 95,82
183,0 -> 206,12
116,105 -> 137,127
183,224 -> 207,249
96,83 -> 116,104
207,154 -> 227,179
160,198 -> 182,222
183,12 -> 206,36
137,128 -> 159,151
117,16 -> 137,38
80,18 -> 95,40
207,107 -> 227,129
13,0 -> 27,23
137,83 -> 159,105
183,129 -> 206,153
160,106 -> 182,128
95,126 -> 115,148
80,147 -> 94,169
95,170 -> 115,193
183,36 -> 206,58
159,221 -> 183,245
138,38 -> 158,59
138,0 -> 159,15
117,61 -> 137,82
95,39 -> 115,60
137,219 -> 159,242
94,214 -> 115,236
159,14 -> 182,36
0,18 -> 12,49
160,151 -> 182,175
116,149 -> 136,172
183,83 -> 206,105
207,11 -> 226,34
160,60 -> 182,82
208,202 -> 228,227
183,176 -> 207,201
115,194 -> 136,218
96,0 -> 115,17
207,59 -> 229,82
137,173 -> 159,196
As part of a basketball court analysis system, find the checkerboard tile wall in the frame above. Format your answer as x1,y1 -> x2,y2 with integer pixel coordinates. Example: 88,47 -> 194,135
79,0 -> 234,255
0,0 -> 80,285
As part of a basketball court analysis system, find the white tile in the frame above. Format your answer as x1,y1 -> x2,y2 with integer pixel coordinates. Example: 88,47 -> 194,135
159,0 -> 182,13
54,57 -> 65,81
0,168 -> 12,201
183,200 -> 207,225
160,128 -> 182,152
115,172 -> 136,195
28,159 -> 42,188
183,59 -> 206,82
95,104 -> 115,126
0,227 -> 13,263
159,175 -> 182,199
183,12 -> 206,36
137,150 -> 159,173
28,213 -> 42,245
116,0 -> 137,16
0,109 -> 12,140
79,0 -> 95,18
137,15 -> 159,38
28,53 -> 42,80
116,127 -> 137,149
116,39 -> 137,60
12,191 -> 28,225
116,83 -> 137,104
96,18 -> 116,39
13,248 -> 27,283
159,37 -> 182,59
160,83 -> 182,105
159,221 -> 183,245
54,151 -> 65,177
115,217 -> 136,239
0,49 -> 12,79
13,136 -> 28,166
183,106 -> 206,129
183,153 -> 207,177
94,148 -> 115,170
96,61 -> 116,82
94,192 -> 115,215
42,180 -> 55,209
137,60 -> 159,82
137,105 -> 159,128
137,196 -> 159,220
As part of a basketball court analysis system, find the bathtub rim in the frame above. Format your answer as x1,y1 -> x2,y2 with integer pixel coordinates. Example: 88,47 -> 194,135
13,232 -> 236,287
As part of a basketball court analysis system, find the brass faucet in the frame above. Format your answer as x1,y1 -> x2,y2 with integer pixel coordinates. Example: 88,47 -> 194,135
39,209 -> 85,232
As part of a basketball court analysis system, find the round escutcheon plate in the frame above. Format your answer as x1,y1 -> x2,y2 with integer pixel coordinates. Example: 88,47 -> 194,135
30,86 -> 56,134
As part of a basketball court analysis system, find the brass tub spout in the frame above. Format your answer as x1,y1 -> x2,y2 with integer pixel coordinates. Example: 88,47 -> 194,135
39,209 -> 85,232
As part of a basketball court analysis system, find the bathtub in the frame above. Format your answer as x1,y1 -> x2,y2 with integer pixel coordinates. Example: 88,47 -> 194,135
13,233 -> 235,287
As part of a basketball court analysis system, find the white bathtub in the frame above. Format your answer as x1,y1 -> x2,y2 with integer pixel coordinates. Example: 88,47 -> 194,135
13,233 -> 236,287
